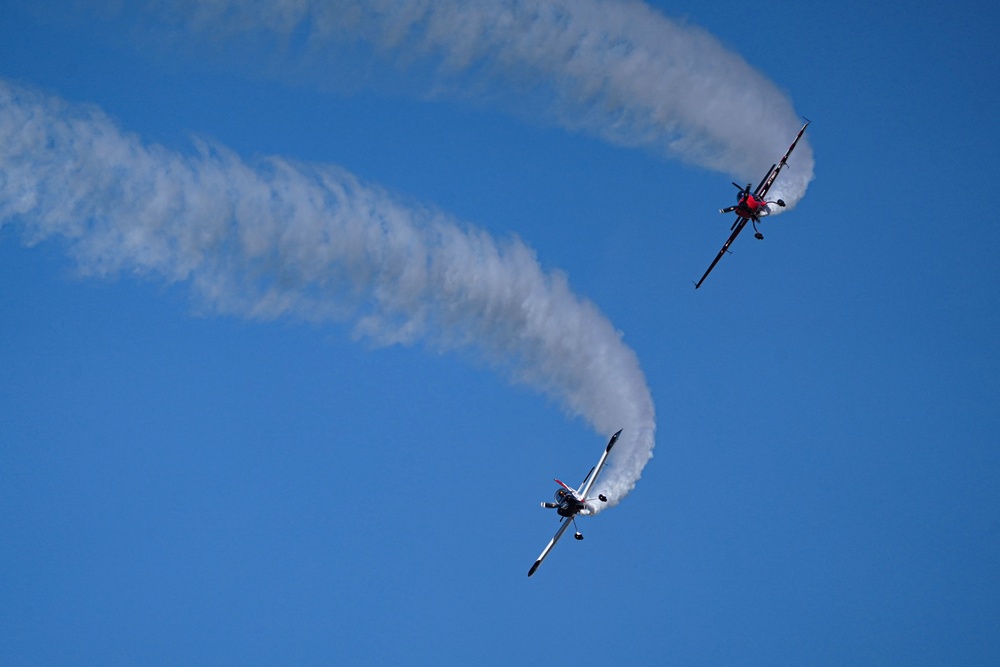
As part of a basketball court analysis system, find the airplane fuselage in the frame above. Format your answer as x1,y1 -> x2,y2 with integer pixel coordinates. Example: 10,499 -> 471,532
735,192 -> 770,220
553,488 -> 588,517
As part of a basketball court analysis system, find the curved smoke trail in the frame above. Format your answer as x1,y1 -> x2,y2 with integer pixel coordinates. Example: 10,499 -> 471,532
0,79 -> 653,507
131,0 -> 814,205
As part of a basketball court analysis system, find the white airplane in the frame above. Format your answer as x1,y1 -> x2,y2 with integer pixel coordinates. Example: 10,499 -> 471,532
528,429 -> 622,577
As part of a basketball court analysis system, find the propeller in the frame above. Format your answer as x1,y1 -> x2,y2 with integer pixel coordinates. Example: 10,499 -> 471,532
722,182 -> 753,215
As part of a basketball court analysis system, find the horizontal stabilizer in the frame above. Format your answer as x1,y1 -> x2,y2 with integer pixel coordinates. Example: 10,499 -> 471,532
755,164 -> 776,195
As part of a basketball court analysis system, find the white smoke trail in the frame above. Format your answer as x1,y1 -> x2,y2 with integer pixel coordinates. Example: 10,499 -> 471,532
130,0 -> 814,205
0,79 -> 653,507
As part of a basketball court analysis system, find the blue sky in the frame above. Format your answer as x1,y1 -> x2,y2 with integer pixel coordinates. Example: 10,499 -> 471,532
1,1 -> 997,665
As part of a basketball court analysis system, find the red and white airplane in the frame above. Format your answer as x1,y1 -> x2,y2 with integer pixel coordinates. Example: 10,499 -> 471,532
528,429 -> 621,577
694,120 -> 811,289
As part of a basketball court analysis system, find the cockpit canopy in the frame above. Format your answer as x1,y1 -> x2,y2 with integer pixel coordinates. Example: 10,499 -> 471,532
553,488 -> 573,504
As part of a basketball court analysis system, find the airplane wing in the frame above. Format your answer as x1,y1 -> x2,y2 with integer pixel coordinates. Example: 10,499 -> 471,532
578,429 -> 621,501
694,217 -> 748,289
528,519 -> 572,577
755,120 -> 810,199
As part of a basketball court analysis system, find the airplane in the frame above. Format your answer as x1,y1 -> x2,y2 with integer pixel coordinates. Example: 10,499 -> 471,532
694,120 -> 811,289
527,429 -> 621,577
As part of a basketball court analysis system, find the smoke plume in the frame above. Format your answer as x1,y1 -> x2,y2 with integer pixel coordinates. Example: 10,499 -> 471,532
130,0 -> 814,204
0,79 -> 654,506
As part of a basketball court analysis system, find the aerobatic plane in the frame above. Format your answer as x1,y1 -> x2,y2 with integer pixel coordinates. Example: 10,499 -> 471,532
694,120 -> 811,289
527,429 -> 621,577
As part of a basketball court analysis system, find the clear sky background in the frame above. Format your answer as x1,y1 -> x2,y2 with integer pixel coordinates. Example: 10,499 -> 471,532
1,1 -> 997,665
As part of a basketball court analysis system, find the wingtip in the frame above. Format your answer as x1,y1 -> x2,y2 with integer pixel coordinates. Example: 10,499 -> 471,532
528,560 -> 541,577
607,429 -> 622,451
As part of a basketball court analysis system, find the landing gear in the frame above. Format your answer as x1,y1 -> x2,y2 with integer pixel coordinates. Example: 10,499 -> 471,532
574,532 -> 584,540
598,494 -> 607,502
754,232 -> 764,240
